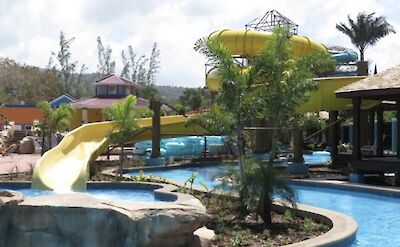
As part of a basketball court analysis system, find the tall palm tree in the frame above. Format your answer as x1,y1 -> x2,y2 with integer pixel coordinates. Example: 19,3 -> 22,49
336,12 -> 396,61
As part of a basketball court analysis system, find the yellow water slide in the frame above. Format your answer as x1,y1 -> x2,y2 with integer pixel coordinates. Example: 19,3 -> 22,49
31,115 -> 208,191
205,30 -> 379,111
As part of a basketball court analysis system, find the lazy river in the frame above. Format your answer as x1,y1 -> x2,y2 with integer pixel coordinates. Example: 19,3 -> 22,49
128,164 -> 400,247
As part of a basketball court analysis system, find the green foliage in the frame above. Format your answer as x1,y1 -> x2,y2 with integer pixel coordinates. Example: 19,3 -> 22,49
183,172 -> 198,193
130,170 -> 166,183
0,58 -> 62,104
147,42 -> 161,85
284,209 -> 296,223
121,42 -> 160,85
138,84 -> 160,101
174,103 -> 187,115
251,26 -> 333,125
241,159 -> 298,226
47,31 -> 88,98
290,113 -> 326,162
260,229 -> 271,240
303,217 -> 330,233
250,26 -> 333,166
37,101 -> 75,152
103,95 -> 142,175
179,88 -> 203,111
97,36 -> 116,75
195,35 -> 251,195
199,181 -> 210,192
186,105 -> 235,135
232,229 -> 252,246
336,12 -> 396,61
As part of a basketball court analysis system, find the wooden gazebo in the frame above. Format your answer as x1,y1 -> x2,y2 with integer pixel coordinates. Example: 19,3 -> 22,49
336,64 -> 400,183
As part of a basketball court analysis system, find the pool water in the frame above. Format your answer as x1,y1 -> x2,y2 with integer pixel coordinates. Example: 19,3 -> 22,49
128,164 -> 400,247
0,187 -> 157,202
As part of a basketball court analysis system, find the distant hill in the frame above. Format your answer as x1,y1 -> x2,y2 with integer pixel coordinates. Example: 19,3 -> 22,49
156,85 -> 188,100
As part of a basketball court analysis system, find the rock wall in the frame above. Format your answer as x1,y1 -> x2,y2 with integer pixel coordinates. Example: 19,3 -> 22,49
0,192 -> 208,247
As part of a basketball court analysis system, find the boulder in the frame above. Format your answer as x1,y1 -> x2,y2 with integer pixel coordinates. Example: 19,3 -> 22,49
0,193 -> 208,247
19,137 -> 36,154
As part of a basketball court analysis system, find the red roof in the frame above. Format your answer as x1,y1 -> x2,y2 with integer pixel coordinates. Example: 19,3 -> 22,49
94,74 -> 139,86
72,97 -> 173,112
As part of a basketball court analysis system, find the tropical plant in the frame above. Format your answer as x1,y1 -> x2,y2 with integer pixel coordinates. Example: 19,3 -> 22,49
336,12 -> 396,61
194,37 -> 253,197
243,159 -> 297,226
194,27 -> 333,226
250,26 -> 334,167
183,172 -> 198,194
103,95 -> 142,176
36,101 -> 75,154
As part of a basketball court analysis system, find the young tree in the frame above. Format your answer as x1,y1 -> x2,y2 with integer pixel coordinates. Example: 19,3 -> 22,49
251,26 -> 334,167
336,12 -> 396,61
249,26 -> 334,225
128,45 -> 148,83
194,37 -> 251,197
195,26 -> 334,227
120,50 -> 130,79
103,95 -> 150,176
36,101 -> 75,154
97,36 -> 116,75
56,31 -> 77,94
48,31 -> 88,98
146,42 -> 160,85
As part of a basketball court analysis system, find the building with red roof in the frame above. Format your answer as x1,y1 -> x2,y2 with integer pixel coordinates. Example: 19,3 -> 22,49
70,74 -> 173,128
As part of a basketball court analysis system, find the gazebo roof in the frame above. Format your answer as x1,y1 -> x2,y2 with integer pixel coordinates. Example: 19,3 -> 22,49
336,64 -> 400,100
94,74 -> 139,86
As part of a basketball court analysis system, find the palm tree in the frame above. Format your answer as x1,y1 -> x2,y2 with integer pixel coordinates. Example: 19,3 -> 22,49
37,101 -> 75,155
103,95 -> 140,176
336,12 -> 396,61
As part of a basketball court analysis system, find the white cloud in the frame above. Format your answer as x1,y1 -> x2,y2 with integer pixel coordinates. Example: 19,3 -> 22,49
0,0 -> 398,87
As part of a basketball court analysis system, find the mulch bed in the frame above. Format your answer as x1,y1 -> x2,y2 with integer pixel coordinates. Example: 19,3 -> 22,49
196,193 -> 330,247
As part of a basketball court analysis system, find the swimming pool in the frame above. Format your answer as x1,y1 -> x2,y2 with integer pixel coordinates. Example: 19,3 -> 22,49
128,164 -> 400,247
0,186 -> 157,202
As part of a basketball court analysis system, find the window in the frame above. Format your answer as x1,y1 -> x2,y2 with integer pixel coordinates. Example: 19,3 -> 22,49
109,85 -> 117,94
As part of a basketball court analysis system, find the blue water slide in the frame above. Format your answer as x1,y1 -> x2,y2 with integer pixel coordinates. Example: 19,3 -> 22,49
330,50 -> 358,64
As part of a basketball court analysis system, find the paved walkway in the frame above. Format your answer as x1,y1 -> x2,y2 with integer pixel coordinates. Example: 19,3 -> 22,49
0,154 -> 40,175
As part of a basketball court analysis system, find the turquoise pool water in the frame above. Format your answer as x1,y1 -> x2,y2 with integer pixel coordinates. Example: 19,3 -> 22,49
0,187 -> 157,202
128,164 -> 400,247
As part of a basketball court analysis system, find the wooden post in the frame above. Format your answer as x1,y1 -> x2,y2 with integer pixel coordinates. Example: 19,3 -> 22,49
369,111 -> 375,145
328,111 -> 339,156
397,100 -> 400,159
352,98 -> 361,160
376,107 -> 383,157
150,100 -> 161,158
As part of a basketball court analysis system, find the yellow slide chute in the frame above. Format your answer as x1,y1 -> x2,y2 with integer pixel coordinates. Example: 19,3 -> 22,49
31,115 -> 208,191
205,30 -> 379,112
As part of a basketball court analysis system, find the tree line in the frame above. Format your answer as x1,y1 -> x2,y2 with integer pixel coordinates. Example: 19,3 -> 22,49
0,31 -> 161,104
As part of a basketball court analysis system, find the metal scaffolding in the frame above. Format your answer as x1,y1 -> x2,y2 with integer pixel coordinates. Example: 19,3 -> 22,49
245,10 -> 298,35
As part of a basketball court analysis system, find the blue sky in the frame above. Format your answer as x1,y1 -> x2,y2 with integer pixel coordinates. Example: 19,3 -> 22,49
0,0 -> 399,87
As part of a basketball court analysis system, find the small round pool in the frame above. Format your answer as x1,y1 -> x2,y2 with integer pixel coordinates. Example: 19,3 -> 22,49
0,184 -> 159,202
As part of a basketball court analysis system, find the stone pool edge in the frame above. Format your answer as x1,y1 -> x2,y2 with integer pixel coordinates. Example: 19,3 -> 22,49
0,181 -> 209,247
120,172 -> 358,247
